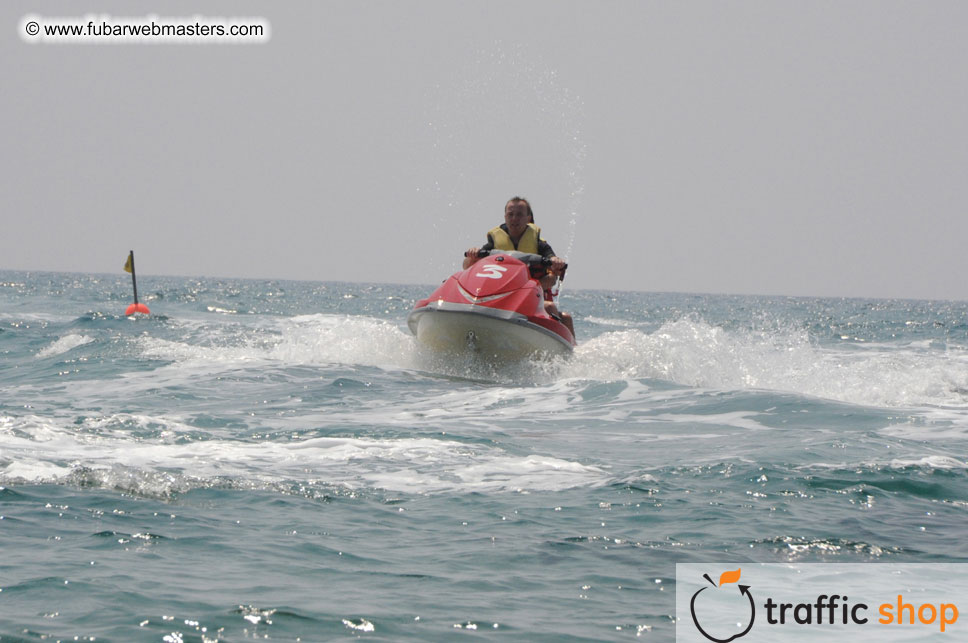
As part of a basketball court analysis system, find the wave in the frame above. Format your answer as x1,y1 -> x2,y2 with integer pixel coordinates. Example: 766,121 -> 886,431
108,313 -> 968,410
137,314 -> 415,369
564,318 -> 968,409
0,414 -> 607,497
35,333 -> 95,358
801,454 -> 968,472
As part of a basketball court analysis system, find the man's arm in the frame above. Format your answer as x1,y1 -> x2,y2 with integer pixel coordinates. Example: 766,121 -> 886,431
538,239 -> 555,259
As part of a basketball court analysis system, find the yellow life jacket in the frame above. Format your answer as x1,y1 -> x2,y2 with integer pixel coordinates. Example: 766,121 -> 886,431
488,223 -> 541,254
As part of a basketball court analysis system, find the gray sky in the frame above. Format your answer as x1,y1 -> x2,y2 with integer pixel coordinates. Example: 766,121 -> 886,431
3,1 -> 967,299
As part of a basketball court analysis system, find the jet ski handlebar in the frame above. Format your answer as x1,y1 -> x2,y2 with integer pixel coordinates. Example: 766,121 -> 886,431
463,249 -> 567,271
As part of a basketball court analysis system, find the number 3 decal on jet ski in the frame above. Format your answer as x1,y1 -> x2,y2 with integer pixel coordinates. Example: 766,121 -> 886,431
475,265 -> 508,279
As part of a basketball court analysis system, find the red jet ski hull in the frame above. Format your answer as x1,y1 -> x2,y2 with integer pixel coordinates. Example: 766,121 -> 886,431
408,252 -> 575,360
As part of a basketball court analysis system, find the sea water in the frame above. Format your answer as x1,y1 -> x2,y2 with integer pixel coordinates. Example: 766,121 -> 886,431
1,271 -> 966,641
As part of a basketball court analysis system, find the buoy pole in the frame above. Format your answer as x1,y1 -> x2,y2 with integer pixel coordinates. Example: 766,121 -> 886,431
129,250 -> 139,305
124,250 -> 150,316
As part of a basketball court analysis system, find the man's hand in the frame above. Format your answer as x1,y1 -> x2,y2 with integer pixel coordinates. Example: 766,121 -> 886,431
462,247 -> 481,269
550,256 -> 567,277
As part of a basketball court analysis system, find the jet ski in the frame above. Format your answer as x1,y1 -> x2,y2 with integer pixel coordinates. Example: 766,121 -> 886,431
407,250 -> 575,360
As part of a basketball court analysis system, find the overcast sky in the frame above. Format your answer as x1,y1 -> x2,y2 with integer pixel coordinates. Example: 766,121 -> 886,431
3,1 -> 966,300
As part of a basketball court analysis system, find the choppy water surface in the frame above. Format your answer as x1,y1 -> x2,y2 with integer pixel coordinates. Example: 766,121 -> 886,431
2,271 -> 967,641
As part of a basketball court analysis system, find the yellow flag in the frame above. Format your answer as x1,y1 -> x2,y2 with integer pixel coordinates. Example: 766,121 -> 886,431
123,253 -> 133,273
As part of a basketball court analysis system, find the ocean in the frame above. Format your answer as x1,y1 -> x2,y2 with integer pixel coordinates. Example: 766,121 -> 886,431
1,270 -> 966,641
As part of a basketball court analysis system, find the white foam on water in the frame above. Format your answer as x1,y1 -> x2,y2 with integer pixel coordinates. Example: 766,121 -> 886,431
342,619 -> 374,633
35,334 -> 95,358
107,310 -> 968,415
885,455 -> 968,470
563,318 -> 968,409
800,454 -> 968,472
136,314 -> 419,372
583,316 -> 643,328
270,314 -> 418,368
0,414 -> 607,496
139,336 -> 270,366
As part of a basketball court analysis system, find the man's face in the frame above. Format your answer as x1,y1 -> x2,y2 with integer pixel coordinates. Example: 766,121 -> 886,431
504,201 -> 529,237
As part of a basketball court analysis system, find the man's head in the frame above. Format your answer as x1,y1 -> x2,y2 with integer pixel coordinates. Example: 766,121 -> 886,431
504,197 -> 533,237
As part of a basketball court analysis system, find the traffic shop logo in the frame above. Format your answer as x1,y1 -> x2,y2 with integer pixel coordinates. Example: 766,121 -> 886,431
683,565 -> 961,640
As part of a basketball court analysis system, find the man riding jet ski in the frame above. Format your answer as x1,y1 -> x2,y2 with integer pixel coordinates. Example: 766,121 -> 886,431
463,196 -> 574,338
408,197 -> 575,360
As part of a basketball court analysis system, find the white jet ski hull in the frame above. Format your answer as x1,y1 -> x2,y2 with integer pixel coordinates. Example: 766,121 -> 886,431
408,302 -> 573,361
